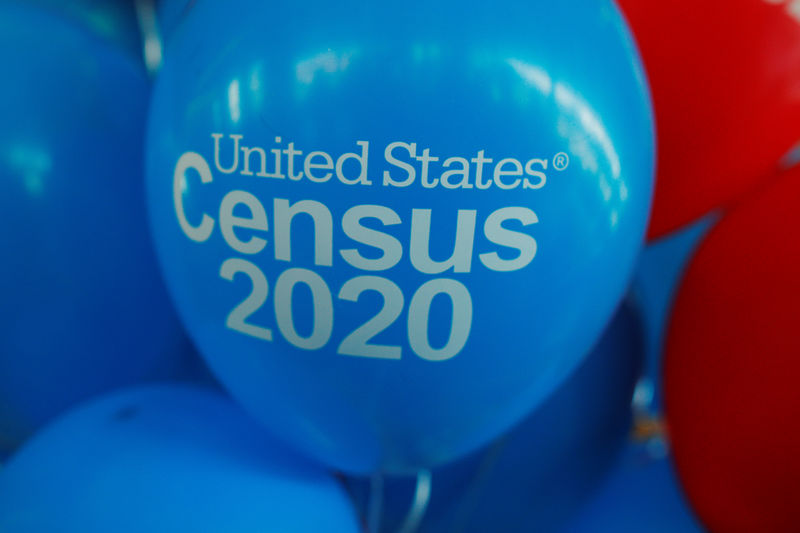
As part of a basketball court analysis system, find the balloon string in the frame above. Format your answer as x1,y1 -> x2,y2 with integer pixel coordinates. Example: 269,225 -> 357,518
367,472 -> 384,533
396,470 -> 432,533
449,437 -> 508,533
133,0 -> 163,75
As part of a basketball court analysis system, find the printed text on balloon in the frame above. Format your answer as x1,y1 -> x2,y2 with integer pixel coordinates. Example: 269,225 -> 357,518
171,134 -> 550,361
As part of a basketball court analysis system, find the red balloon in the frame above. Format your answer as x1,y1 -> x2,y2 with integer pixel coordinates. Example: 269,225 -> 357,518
664,167 -> 800,532
618,0 -> 800,239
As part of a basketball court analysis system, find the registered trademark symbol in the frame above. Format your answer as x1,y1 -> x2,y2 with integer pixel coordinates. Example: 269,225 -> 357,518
553,152 -> 569,171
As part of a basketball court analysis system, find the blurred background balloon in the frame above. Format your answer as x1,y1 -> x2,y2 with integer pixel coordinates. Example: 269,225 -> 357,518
665,166 -> 800,532
0,2 -> 192,454
156,0 -> 193,45
346,302 -> 644,532
0,385 -> 361,533
617,0 -> 800,238
146,0 -> 654,475
15,0 -> 143,61
562,440 -> 704,533
630,215 -> 715,414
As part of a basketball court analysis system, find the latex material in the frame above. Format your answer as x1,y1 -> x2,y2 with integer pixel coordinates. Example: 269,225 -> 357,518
17,0 -> 143,60
0,3 -> 189,453
157,0 -> 192,43
664,166 -> 800,532
618,0 -> 800,238
347,303 -> 644,532
147,0 -> 654,473
0,385 -> 360,533
563,443 -> 704,533
630,216 -> 715,412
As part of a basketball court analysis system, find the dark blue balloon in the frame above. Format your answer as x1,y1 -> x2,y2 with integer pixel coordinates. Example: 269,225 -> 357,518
562,443 -> 705,533
347,303 -> 644,532
630,215 -> 715,412
0,385 -> 361,533
0,3 -> 190,452
146,0 -> 654,473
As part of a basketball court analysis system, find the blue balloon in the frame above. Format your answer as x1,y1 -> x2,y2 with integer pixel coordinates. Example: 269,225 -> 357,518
146,0 -> 654,473
563,443 -> 705,533
0,3 -> 190,453
12,0 -> 143,61
630,215 -> 716,412
0,385 -> 361,533
157,0 -> 192,45
346,303 -> 644,532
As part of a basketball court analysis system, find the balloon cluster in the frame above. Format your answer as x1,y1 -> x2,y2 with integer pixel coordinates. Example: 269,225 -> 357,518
0,1 -> 797,532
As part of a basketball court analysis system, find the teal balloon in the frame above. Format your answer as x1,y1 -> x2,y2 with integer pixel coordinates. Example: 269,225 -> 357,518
0,385 -> 361,533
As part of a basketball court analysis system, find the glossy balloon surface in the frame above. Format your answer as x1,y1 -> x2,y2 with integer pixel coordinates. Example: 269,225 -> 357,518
0,385 -> 360,533
147,0 -> 654,473
665,166 -> 800,532
618,0 -> 800,238
0,3 -> 189,452
348,303 -> 644,533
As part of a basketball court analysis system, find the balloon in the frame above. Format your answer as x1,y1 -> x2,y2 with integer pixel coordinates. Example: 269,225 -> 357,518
562,442 -> 704,533
14,0 -> 143,60
157,0 -> 192,44
664,166 -> 800,532
617,0 -> 800,239
0,3 -> 190,453
146,0 -> 654,474
347,303 -> 644,533
0,385 -> 361,533
630,215 -> 715,412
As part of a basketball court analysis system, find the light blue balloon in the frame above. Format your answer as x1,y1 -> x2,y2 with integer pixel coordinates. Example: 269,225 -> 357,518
146,0 -> 654,474
630,215 -> 716,412
347,303 -> 644,532
563,443 -> 705,533
0,385 -> 361,533
0,3 -> 191,453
